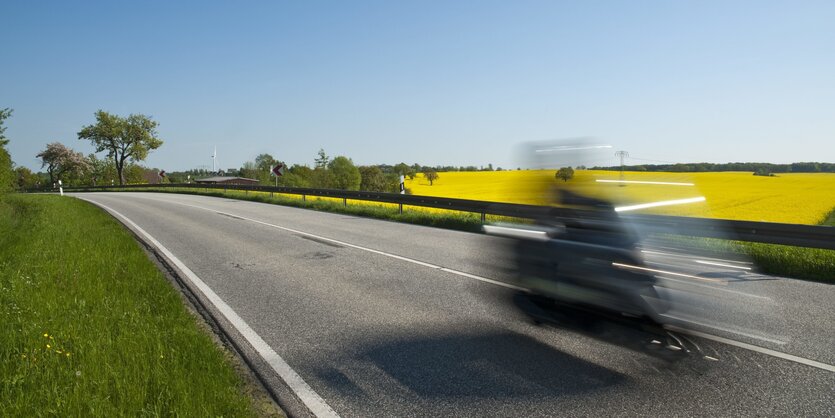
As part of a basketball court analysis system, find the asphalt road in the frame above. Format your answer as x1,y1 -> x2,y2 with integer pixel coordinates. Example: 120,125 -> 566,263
72,192 -> 834,417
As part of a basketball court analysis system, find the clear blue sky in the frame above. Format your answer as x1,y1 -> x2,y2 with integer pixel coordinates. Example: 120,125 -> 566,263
2,0 -> 833,171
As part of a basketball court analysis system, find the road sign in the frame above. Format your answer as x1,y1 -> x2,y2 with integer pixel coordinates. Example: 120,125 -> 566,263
272,163 -> 286,177
159,170 -> 166,178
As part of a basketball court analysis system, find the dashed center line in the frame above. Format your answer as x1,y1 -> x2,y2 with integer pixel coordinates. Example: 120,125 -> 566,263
80,193 -> 835,374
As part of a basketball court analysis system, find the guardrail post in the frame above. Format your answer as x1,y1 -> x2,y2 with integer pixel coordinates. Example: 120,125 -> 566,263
399,203 -> 403,214
302,194 -> 306,202
343,197 -> 347,207
481,212 -> 486,223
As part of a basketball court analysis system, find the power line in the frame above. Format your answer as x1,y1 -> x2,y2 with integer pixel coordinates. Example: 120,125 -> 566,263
614,150 -> 629,180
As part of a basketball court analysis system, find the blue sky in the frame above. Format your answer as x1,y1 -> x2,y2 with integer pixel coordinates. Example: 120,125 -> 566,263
2,1 -> 833,171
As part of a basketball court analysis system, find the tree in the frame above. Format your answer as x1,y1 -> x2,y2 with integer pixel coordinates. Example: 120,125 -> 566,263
14,167 -> 39,190
78,110 -> 163,185
0,108 -> 12,147
556,167 -> 575,182
393,162 -> 414,179
86,153 -> 118,186
255,153 -> 277,172
359,166 -> 387,192
423,169 -> 439,185
0,108 -> 13,192
239,161 -> 258,179
328,156 -> 361,190
253,153 -> 286,185
314,148 -> 330,169
282,164 -> 312,187
309,168 -> 333,188
37,142 -> 90,185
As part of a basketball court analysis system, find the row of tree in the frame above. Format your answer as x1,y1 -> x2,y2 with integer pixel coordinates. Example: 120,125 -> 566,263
166,149 -> 441,192
0,108 -> 13,192
591,162 -> 835,173
1,109 -> 164,190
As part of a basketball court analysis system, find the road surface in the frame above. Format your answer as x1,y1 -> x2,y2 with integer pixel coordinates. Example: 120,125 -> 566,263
72,192 -> 834,417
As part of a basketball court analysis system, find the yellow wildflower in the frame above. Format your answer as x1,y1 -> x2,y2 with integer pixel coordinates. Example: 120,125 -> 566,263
46,344 -> 51,349
66,353 -> 71,357
43,333 -> 48,337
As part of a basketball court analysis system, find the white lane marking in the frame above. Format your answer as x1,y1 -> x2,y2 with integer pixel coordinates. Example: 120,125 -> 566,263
695,260 -> 752,270
79,198 -> 340,418
666,325 -> 835,373
614,196 -> 706,212
88,193 -> 834,373
641,250 -> 754,266
612,262 -> 727,284
116,193 -> 528,292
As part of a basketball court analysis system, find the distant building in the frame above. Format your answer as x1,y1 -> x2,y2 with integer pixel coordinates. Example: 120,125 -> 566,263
194,176 -> 259,185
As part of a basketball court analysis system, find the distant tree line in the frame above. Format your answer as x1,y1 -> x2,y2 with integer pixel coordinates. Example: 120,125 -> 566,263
591,162 -> 835,173
0,108 -> 14,192
2,108 -> 164,191
211,149 -> 450,192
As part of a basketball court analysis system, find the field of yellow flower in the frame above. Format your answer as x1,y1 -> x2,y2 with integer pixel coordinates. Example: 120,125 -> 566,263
406,170 -> 835,225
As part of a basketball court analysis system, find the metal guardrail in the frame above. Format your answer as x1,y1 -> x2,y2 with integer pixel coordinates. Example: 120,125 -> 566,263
57,183 -> 835,250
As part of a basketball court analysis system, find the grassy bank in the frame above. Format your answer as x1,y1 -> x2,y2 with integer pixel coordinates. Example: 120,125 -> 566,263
822,209 -> 835,227
75,187 -> 834,284
741,242 -> 834,283
0,194 -> 262,416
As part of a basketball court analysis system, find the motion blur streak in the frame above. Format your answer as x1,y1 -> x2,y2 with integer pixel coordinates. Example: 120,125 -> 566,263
614,196 -> 706,212
612,262 -> 727,284
695,260 -> 752,270
484,139 -> 790,366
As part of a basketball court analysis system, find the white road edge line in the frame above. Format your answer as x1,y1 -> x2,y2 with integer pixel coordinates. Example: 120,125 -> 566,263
79,198 -> 340,418
88,193 -> 834,374
667,325 -> 835,373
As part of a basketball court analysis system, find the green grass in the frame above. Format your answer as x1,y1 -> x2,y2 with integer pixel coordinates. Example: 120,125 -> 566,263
73,187 -> 835,284
0,194 -> 259,416
821,208 -> 835,226
741,242 -> 834,283
656,234 -> 834,284
741,206 -> 835,283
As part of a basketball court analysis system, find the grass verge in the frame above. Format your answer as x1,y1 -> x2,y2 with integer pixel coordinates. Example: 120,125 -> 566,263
75,188 -> 834,284
821,208 -> 835,226
740,242 -> 834,283
0,194 -> 265,416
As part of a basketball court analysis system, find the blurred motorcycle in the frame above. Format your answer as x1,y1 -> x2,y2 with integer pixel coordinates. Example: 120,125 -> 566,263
485,190 -> 692,360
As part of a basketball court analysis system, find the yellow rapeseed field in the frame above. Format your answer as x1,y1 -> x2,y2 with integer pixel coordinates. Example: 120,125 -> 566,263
405,170 -> 835,225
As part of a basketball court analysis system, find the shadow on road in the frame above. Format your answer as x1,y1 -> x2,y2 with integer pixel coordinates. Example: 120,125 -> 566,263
315,328 -> 626,399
